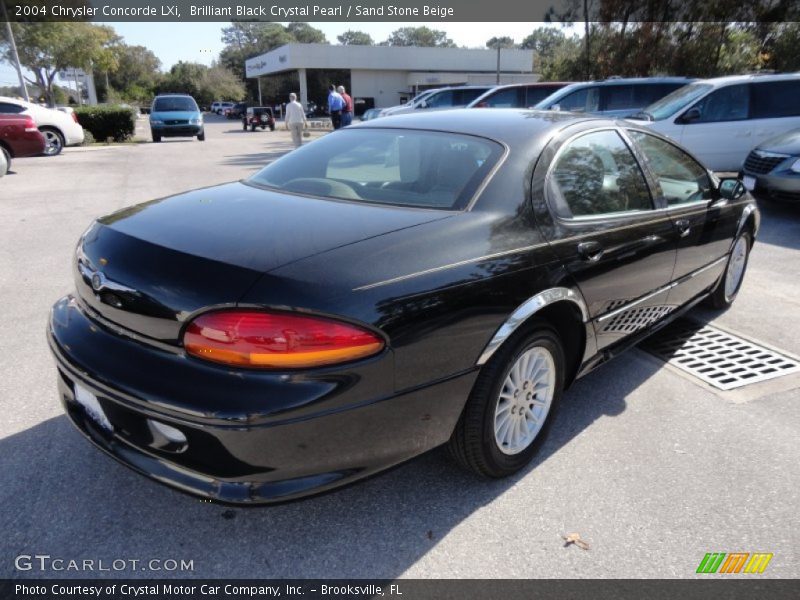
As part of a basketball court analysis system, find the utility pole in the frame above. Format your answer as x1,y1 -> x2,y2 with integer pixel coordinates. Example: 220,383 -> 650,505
496,47 -> 501,84
1,3 -> 31,101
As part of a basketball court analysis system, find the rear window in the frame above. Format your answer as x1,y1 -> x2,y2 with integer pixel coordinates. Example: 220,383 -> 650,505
153,97 -> 198,112
248,128 -> 503,209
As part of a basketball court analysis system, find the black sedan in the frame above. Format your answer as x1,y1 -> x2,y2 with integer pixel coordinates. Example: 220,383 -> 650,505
48,110 -> 759,504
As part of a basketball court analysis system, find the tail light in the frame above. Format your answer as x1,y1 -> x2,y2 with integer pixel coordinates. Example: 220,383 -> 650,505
183,310 -> 384,369
23,116 -> 38,132
71,111 -> 79,124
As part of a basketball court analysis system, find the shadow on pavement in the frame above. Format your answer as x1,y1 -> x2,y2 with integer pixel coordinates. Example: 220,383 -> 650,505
0,356 -> 660,579
753,198 -> 800,251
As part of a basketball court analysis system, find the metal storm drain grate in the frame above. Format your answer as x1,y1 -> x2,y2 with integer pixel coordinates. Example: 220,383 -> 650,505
642,319 -> 800,391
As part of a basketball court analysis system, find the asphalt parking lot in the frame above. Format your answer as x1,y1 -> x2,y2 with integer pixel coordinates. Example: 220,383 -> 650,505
1,114 -> 799,579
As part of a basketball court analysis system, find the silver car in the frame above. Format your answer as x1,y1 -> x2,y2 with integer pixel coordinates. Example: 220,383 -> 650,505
741,129 -> 800,203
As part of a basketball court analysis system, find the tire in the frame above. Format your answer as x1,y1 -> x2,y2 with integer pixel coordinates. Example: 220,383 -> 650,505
197,131 -> 205,141
448,321 -> 565,478
151,131 -> 161,143
1,146 -> 10,175
40,127 -> 64,156
251,125 -> 256,132
269,124 -> 275,132
242,122 -> 247,131
707,231 -> 751,309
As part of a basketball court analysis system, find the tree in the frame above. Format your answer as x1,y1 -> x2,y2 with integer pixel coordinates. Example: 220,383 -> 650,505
384,27 -> 456,47
486,36 -> 516,50
107,44 -> 162,102
337,30 -> 374,46
286,22 -> 327,44
157,61 -> 245,107
0,22 -> 119,106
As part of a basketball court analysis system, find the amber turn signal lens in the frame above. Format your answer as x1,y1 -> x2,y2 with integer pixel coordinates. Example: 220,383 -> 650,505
183,310 -> 384,369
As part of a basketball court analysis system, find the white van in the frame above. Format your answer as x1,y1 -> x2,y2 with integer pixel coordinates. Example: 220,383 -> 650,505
630,73 -> 800,171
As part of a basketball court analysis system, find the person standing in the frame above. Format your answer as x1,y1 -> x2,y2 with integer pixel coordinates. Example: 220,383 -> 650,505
338,85 -> 354,127
285,92 -> 307,148
327,84 -> 344,129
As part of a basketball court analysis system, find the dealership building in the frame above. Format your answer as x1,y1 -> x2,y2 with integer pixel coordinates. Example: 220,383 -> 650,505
245,43 -> 537,109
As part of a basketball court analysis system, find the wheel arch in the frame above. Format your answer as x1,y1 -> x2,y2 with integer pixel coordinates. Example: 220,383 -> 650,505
476,287 -> 589,386
0,139 -> 12,158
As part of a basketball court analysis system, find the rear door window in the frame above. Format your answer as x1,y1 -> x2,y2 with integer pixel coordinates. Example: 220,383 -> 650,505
482,87 -> 523,108
557,88 -> 599,112
602,85 -> 636,111
525,86 -> 561,107
751,80 -> 800,118
426,90 -> 454,108
549,129 -> 653,218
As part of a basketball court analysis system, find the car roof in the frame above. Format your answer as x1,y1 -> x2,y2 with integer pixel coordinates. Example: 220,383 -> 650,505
356,108 -> 612,148
690,72 -> 800,87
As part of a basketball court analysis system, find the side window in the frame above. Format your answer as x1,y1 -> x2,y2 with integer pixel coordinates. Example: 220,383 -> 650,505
456,88 -> 489,105
525,86 -> 558,107
556,88 -> 588,111
628,130 -> 712,205
751,80 -> 800,119
0,102 -> 25,114
426,90 -> 453,108
483,87 -> 522,108
549,130 -> 653,218
688,84 -> 749,123
602,85 -> 636,111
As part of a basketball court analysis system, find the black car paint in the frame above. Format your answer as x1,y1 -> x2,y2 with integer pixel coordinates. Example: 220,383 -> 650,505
48,110 -> 759,504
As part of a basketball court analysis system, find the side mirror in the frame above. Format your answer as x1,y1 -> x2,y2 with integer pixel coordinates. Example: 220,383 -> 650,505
551,103 -> 561,112
418,100 -> 428,109
678,107 -> 701,124
718,178 -> 746,201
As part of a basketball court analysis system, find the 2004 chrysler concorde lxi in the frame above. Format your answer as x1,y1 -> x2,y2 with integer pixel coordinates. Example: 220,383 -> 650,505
48,110 -> 759,504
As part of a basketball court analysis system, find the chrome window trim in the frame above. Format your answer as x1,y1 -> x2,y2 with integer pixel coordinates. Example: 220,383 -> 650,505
544,126 -> 658,222
476,287 -> 589,366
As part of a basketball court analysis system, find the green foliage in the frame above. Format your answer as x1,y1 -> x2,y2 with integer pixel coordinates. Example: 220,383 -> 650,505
74,105 -> 135,142
337,30 -> 374,46
486,37 -> 517,50
156,62 -> 245,107
383,27 -> 456,48
0,22 -> 119,106
107,44 -> 162,102
286,22 -> 327,44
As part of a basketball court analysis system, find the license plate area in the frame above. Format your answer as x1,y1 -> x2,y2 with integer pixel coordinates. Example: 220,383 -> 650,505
73,382 -> 114,433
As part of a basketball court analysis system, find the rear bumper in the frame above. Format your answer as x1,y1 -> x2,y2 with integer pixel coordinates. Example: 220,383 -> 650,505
48,295 -> 474,504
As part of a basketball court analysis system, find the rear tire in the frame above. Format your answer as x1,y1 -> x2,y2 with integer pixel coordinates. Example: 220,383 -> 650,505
40,127 -> 64,156
269,124 -> 276,132
448,321 -> 564,478
707,232 -> 751,309
151,131 -> 161,143
197,131 -> 205,141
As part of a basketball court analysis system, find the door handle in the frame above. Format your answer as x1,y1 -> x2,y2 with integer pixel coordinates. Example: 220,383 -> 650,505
675,219 -> 691,238
577,241 -> 604,262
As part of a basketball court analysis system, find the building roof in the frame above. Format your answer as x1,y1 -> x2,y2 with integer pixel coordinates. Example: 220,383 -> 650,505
245,44 -> 534,78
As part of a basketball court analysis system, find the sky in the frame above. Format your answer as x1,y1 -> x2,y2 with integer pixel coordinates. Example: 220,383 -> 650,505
1,21 -> 571,91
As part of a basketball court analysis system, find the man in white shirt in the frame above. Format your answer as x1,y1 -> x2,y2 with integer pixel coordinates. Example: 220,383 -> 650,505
285,93 -> 308,148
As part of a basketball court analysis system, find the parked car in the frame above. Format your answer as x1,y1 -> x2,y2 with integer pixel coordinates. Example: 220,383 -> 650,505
740,129 -> 800,203
360,108 -> 382,121
468,82 -> 572,109
48,109 -> 758,504
384,86 -> 495,116
226,102 -> 247,119
210,101 -> 222,114
243,106 -> 275,131
0,96 -> 84,155
629,73 -> 800,172
214,102 -> 233,115
534,77 -> 692,118
379,88 -> 444,117
0,113 -> 47,172
149,94 -> 204,142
